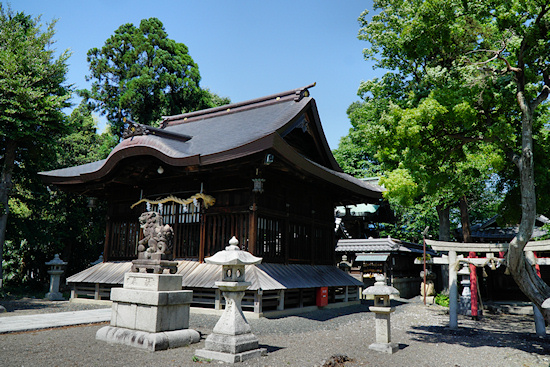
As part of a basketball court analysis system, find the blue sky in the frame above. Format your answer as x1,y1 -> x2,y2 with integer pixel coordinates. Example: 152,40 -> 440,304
13,0 -> 383,149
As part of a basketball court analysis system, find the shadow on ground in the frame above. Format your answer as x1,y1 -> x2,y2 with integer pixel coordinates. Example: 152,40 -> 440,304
407,313 -> 550,357
260,343 -> 284,353
267,299 -> 407,322
0,297 -> 63,313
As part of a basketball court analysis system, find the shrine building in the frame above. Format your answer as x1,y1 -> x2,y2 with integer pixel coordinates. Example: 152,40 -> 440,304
39,84 -> 384,314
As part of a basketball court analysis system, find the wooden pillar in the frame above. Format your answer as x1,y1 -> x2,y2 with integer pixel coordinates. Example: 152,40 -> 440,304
103,218 -> 112,262
94,283 -> 100,300
277,290 -> 285,311
284,203 -> 290,264
448,250 -> 458,329
199,208 -> 206,263
344,286 -> 349,303
248,200 -> 258,255
254,290 -> 263,314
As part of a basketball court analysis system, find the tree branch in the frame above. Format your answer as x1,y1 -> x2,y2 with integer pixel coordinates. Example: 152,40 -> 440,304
466,40 -> 522,74
530,71 -> 550,110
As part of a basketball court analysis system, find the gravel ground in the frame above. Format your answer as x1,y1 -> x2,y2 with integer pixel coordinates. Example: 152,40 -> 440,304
0,297 -> 549,367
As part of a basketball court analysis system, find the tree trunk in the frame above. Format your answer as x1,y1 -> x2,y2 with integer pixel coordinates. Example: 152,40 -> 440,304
436,204 -> 450,241
0,139 -> 17,289
459,196 -> 472,243
508,92 -> 550,322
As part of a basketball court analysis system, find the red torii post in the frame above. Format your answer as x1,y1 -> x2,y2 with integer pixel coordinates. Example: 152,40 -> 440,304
469,252 -> 479,320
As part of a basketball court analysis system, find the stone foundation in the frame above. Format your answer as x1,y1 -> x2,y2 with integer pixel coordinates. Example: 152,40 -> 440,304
96,273 -> 199,351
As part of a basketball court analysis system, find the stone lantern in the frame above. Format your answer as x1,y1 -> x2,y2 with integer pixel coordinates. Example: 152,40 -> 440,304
45,254 -> 67,301
458,264 -> 472,315
363,274 -> 400,354
195,236 -> 267,363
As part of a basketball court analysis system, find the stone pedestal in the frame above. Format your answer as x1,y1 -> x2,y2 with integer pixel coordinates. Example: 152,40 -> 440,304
368,306 -> 399,354
46,269 -> 65,301
195,283 -> 267,363
96,273 -> 199,351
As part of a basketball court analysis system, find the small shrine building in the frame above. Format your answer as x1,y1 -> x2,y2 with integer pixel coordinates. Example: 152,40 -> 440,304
40,84 -> 384,314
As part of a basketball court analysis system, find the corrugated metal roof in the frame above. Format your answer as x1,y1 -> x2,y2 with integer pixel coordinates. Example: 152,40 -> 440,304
66,261 -> 362,290
356,254 -> 389,262
257,263 -> 362,289
66,261 -> 132,284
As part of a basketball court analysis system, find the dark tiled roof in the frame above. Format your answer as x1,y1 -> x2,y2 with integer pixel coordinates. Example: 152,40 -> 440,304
39,85 -> 383,200
336,237 -> 436,255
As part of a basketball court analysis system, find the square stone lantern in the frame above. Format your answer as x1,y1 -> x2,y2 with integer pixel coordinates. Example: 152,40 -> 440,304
45,254 -> 67,301
195,236 -> 267,364
363,274 -> 400,354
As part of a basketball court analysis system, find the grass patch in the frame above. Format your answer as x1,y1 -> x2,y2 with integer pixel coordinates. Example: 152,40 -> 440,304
435,293 -> 449,307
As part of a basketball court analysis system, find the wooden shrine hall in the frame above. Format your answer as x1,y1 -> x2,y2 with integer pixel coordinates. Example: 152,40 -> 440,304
40,84 -> 384,314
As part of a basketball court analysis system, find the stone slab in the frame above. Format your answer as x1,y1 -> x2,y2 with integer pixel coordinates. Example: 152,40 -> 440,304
96,325 -> 200,351
111,302 -> 190,333
194,347 -> 267,364
369,306 -> 395,313
0,309 -> 111,334
204,332 -> 259,354
110,288 -> 192,306
369,342 -> 399,354
46,292 -> 65,301
123,273 -> 182,291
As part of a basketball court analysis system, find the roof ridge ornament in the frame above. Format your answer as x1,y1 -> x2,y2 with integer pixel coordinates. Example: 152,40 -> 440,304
294,82 -> 316,102
122,118 -> 149,139
122,117 -> 192,142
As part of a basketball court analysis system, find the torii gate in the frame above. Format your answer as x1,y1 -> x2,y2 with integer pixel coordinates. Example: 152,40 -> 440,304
422,239 -> 550,332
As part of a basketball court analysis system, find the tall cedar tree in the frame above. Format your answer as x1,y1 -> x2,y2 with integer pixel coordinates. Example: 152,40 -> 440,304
85,17 -> 217,137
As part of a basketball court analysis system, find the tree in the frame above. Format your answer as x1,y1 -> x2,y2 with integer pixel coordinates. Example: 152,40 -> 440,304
478,0 -> 550,321
84,17 -> 225,137
4,103 -> 114,288
0,5 -> 71,289
347,0 -> 550,320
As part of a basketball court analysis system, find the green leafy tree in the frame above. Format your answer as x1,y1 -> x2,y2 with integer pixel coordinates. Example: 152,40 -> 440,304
4,104 -> 113,288
58,103 -> 118,166
346,0 -> 550,320
84,17 -> 226,137
0,5 -> 71,288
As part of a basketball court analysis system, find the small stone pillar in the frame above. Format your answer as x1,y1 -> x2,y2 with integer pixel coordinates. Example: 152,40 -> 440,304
363,274 -> 400,354
45,254 -> 67,301
195,236 -> 267,364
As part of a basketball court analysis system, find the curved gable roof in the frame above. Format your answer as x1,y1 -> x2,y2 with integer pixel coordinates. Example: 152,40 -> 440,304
40,84 -> 383,200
